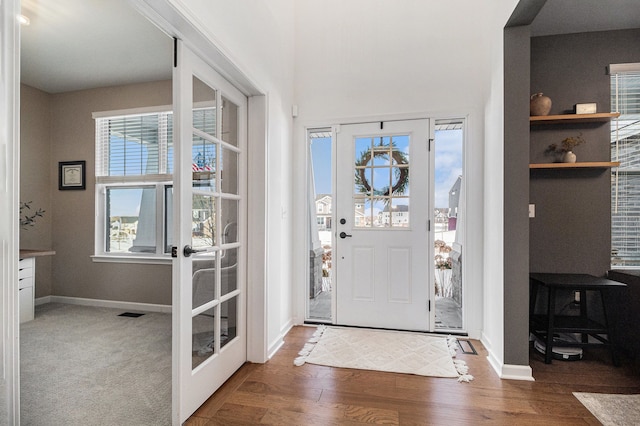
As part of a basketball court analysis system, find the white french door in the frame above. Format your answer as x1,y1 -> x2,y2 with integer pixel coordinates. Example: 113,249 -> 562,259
335,120 -> 431,331
172,40 -> 247,424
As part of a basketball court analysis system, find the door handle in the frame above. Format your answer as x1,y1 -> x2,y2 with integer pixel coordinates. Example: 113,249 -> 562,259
339,232 -> 352,239
183,245 -> 206,257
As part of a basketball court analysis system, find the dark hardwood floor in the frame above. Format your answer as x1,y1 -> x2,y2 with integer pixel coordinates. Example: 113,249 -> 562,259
186,326 -> 640,425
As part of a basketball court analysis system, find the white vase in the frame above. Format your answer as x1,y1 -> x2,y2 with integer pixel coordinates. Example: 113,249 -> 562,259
563,151 -> 576,163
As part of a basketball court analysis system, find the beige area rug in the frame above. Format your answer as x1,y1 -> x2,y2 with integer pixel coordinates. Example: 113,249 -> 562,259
573,392 -> 640,425
294,326 -> 473,382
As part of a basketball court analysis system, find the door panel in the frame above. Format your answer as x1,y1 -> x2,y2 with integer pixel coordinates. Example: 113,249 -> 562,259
173,41 -> 246,424
388,247 -> 411,302
336,120 -> 430,331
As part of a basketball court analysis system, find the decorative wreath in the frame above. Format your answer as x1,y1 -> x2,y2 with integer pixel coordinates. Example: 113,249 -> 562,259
354,144 -> 409,197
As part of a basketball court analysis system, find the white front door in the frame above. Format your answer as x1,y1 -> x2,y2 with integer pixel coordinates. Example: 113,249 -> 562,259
335,120 -> 431,331
172,41 -> 247,424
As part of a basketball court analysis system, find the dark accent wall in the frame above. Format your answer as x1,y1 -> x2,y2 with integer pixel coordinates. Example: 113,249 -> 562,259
504,25 -> 532,366
530,29 -> 640,277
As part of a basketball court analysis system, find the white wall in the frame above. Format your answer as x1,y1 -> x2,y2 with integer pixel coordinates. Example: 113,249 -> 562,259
169,0 -> 296,355
292,0 -> 519,344
483,6 -> 508,374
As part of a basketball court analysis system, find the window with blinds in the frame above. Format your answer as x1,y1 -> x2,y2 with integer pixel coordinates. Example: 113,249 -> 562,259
611,64 -> 640,266
95,111 -> 173,179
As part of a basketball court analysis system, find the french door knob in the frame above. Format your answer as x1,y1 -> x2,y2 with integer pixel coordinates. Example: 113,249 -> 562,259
339,232 -> 352,239
183,245 -> 206,257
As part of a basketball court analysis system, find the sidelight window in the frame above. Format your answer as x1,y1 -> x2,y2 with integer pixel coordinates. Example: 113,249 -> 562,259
611,64 -> 640,267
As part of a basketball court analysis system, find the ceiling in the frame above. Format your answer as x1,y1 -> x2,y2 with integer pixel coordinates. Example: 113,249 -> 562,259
19,0 -> 640,94
20,0 -> 172,94
530,0 -> 640,36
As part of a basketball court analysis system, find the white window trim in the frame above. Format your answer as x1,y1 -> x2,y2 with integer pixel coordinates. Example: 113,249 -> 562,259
91,105 -> 171,120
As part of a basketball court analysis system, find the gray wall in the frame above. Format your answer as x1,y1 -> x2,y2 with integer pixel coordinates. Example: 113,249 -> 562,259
503,25 -> 532,366
21,80 -> 174,305
530,29 -> 640,276
20,85 -> 54,298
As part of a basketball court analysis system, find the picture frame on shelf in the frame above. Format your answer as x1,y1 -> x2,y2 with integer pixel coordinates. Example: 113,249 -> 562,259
58,160 -> 86,190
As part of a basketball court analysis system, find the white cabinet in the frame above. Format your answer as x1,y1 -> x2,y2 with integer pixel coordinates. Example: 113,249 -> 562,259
19,257 -> 35,323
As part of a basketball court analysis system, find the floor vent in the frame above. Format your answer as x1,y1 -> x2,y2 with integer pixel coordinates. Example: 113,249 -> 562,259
118,312 -> 145,318
457,340 -> 477,355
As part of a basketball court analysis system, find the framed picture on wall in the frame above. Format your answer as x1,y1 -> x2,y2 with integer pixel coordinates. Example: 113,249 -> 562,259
58,160 -> 86,190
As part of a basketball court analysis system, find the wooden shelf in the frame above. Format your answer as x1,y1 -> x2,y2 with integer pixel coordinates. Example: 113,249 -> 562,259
530,112 -> 620,124
529,161 -> 620,169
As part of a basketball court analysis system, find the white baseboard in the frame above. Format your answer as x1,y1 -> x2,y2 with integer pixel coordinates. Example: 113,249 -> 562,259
486,345 -> 503,378
266,318 -> 295,360
482,333 -> 534,381
267,336 -> 284,359
280,319 -> 294,338
43,295 -> 172,314
501,363 -> 534,381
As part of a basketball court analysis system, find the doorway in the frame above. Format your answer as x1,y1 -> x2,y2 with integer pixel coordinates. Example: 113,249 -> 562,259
306,118 -> 466,332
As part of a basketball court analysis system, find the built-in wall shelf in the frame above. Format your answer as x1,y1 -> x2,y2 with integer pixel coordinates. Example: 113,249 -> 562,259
529,161 -> 620,169
530,112 -> 620,125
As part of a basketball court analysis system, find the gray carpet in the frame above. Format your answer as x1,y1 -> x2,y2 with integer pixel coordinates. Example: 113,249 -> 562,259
20,303 -> 171,426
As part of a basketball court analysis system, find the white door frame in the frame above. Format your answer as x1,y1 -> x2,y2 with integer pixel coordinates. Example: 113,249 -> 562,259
298,112 -> 478,336
1,1 -> 21,424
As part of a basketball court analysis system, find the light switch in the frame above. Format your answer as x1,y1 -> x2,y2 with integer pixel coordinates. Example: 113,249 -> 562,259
529,204 -> 535,218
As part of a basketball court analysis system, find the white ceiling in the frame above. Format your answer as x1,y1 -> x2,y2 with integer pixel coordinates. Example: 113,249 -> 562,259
19,0 -> 640,94
20,0 -> 172,94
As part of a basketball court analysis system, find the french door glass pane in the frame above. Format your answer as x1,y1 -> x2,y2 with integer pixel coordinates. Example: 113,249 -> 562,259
193,76 -> 217,137
192,133 -> 216,188
221,148 -> 238,194
221,199 -> 239,244
221,97 -> 239,147
221,248 -> 238,296
193,253 -> 217,310
192,307 -> 216,369
192,194 -> 215,248
220,297 -> 238,349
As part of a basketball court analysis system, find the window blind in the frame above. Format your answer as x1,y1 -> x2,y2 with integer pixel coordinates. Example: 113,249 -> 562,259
95,108 -> 216,181
96,111 -> 173,179
611,65 -> 640,266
